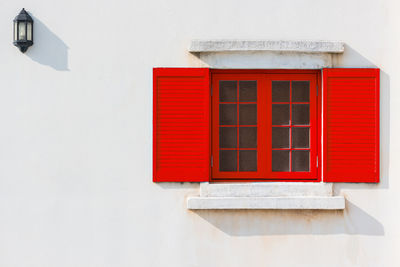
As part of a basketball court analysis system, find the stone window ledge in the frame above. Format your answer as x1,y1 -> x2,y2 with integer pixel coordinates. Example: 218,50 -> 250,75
189,40 -> 345,53
187,183 -> 345,210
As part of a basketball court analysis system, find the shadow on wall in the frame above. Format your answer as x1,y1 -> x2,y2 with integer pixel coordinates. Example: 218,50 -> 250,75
192,44 -> 390,190
158,44 -> 390,237
379,71 -> 390,189
196,45 -> 390,190
191,200 -> 384,236
25,16 -> 69,71
332,44 -> 390,190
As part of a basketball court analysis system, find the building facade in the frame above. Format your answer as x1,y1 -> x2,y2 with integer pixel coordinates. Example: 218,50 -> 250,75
0,0 -> 399,266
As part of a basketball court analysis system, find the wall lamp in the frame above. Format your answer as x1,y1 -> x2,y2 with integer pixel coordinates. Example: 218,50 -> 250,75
13,8 -> 33,53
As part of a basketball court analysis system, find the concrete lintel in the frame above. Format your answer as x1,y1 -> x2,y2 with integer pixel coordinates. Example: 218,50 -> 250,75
200,182 -> 333,197
189,40 -> 345,53
198,51 -> 333,69
187,196 -> 345,210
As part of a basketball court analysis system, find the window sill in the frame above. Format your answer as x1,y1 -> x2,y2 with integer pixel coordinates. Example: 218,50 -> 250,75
187,182 -> 345,210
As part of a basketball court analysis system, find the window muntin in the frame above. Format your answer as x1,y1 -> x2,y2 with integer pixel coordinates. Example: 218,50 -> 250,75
271,80 -> 311,173
218,79 -> 258,173
212,71 -> 319,181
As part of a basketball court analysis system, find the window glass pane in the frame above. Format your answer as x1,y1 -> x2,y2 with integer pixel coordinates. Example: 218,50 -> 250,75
239,104 -> 257,125
14,22 -> 17,41
292,127 -> 309,148
219,81 -> 237,102
239,127 -> 257,148
220,127 -> 237,148
27,22 -> 32,41
272,81 -> 290,102
239,150 -> 257,171
292,81 -> 309,102
219,150 -> 237,172
272,104 -> 289,125
292,104 -> 309,125
292,151 -> 309,172
18,22 -> 26,40
272,127 -> 290,148
272,150 -> 290,172
239,81 -> 257,102
219,104 -> 237,125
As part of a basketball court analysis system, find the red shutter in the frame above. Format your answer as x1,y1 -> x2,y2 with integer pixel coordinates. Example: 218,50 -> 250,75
153,68 -> 210,182
323,68 -> 379,182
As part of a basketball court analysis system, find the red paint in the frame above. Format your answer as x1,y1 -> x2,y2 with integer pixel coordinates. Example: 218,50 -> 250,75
323,68 -> 380,183
211,70 -> 321,182
211,74 -> 267,179
153,68 -> 210,182
153,68 -> 379,183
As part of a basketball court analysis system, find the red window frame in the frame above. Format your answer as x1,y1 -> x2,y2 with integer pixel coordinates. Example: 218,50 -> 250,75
211,69 -> 321,182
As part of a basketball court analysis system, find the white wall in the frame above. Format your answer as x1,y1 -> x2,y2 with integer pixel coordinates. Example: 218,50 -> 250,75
0,0 -> 399,266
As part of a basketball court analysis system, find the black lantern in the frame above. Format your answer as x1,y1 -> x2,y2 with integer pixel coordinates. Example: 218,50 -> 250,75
13,8 -> 33,53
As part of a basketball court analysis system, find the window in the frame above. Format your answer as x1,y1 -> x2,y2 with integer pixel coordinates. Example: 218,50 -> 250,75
153,68 -> 379,183
211,71 -> 319,181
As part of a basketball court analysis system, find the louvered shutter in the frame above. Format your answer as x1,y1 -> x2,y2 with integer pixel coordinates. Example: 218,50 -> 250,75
323,68 -> 379,182
153,68 -> 210,182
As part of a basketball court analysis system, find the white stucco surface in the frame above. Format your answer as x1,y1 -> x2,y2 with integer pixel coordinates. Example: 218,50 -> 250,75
0,0 -> 399,266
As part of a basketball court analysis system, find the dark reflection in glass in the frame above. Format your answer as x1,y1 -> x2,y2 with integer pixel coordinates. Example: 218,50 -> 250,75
272,104 -> 290,125
239,127 -> 257,148
292,81 -> 310,102
272,81 -> 290,102
219,127 -> 237,148
292,104 -> 309,125
219,81 -> 237,102
239,150 -> 257,171
272,150 -> 290,172
220,104 -> 237,125
272,127 -> 290,148
239,81 -> 257,102
219,150 -> 237,172
239,104 -> 257,125
292,151 -> 309,172
292,127 -> 309,148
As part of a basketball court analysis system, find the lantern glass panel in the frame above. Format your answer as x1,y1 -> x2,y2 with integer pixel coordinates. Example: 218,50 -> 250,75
27,22 -> 32,41
18,22 -> 26,40
14,21 -> 18,41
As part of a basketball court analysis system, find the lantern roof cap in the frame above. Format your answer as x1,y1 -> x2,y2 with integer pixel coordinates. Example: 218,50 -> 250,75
14,8 -> 33,22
